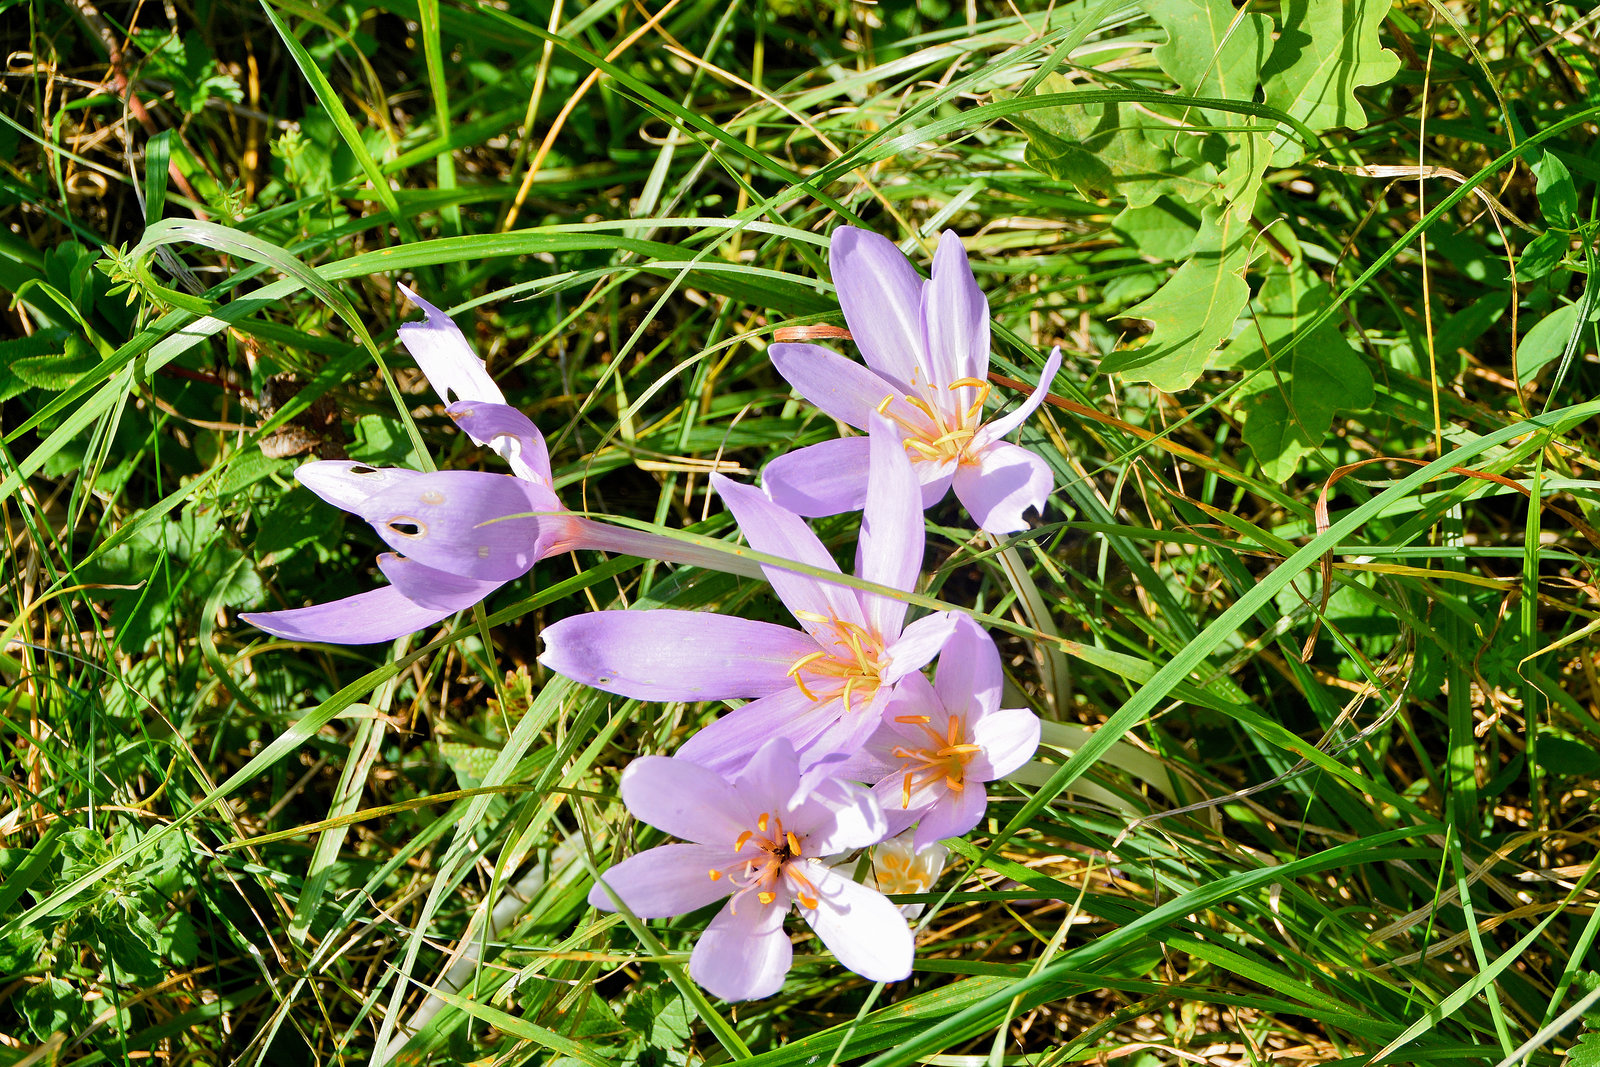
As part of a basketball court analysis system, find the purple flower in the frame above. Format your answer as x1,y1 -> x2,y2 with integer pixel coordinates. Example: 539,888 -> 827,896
763,227 -> 1063,534
242,289 -> 761,645
844,616 -> 1040,850
539,415 -> 958,773
589,738 -> 913,1001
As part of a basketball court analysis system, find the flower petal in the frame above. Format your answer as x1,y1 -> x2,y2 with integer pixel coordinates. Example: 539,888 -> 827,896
730,737 -> 804,820
922,230 -> 990,388
793,685 -> 893,769
762,437 -> 872,517
967,707 -> 1042,782
539,610 -> 819,701
951,441 -> 1053,535
676,686 -> 853,777
619,755 -> 758,845
376,553 -> 505,611
797,862 -> 914,983
711,474 -> 868,636
396,285 -> 506,406
798,777 -> 886,856
240,584 -> 460,645
883,612 -> 960,685
588,843 -> 734,918
768,343 -> 901,430
856,415 -> 924,640
975,346 -> 1063,444
445,400 -> 552,486
294,461 -> 422,513
912,782 -> 988,851
691,897 -> 792,1002
830,227 -> 925,391
932,615 -> 1002,719
354,470 -> 564,581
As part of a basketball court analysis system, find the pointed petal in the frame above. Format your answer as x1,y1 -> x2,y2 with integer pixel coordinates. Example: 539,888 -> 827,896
830,227 -> 925,391
798,777 -> 886,855
951,442 -> 1053,535
912,783 -> 988,851
762,438 -> 872,518
856,415 -> 924,639
797,863 -> 914,983
795,685 -> 893,770
588,844 -> 734,917
445,400 -> 552,486
932,615 -> 1002,718
768,343 -> 901,430
620,756 -> 756,844
539,610 -> 819,701
354,470 -> 563,581
376,553 -> 504,611
922,230 -> 990,388
294,461 -> 420,513
711,474 -> 867,635
396,285 -> 505,405
676,687 -> 849,777
691,898 -> 792,1001
976,347 -> 1063,443
967,707 -> 1042,782
240,585 -> 458,645
883,612 -> 960,685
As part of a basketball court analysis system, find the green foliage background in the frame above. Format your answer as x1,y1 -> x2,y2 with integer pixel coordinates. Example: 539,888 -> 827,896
3,0 -> 1600,1063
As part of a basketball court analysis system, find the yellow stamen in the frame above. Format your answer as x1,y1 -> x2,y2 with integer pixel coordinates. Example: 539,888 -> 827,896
786,831 -> 802,857
708,869 -> 722,881
757,812 -> 769,832
758,891 -> 775,905
735,830 -> 754,852
895,714 -> 933,725
800,894 -> 819,909
947,377 -> 987,390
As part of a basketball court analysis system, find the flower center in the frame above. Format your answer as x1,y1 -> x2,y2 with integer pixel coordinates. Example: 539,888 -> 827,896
876,377 -> 991,466
785,612 -> 888,714
890,713 -> 983,809
707,810 -> 821,911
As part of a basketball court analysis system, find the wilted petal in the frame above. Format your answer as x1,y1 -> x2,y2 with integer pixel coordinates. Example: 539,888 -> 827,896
446,400 -> 553,486
676,686 -> 850,777
932,615 -> 1003,719
762,438 -> 871,517
769,343 -> 901,430
355,470 -> 563,581
883,612 -> 960,684
396,285 -> 506,406
691,897 -> 793,1002
240,585 -> 460,645
922,230 -> 990,388
588,844 -> 734,918
967,707 -> 1042,782
976,347 -> 1063,444
912,783 -> 988,851
856,415 -> 924,639
831,227 -> 924,391
951,442 -> 1052,535
620,756 -> 757,844
711,474 -> 868,636
798,863 -> 913,983
539,610 -> 819,702
295,461 -> 421,513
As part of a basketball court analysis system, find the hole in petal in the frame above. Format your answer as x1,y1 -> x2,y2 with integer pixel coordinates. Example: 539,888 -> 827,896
420,490 -> 445,505
387,517 -> 425,538
350,465 -> 379,475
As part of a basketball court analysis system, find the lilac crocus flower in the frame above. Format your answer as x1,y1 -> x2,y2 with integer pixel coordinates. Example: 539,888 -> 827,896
844,615 -> 1040,850
764,227 -> 1063,534
589,738 -> 912,1001
539,416 -> 958,773
242,288 -> 761,645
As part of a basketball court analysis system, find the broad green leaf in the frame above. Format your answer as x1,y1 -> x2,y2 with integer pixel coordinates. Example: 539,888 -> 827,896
1226,261 -> 1374,478
1519,301 -> 1596,387
1110,197 -> 1202,261
1533,148 -> 1579,227
1011,75 -> 1217,208
1105,207 -> 1261,389
1260,0 -> 1400,165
